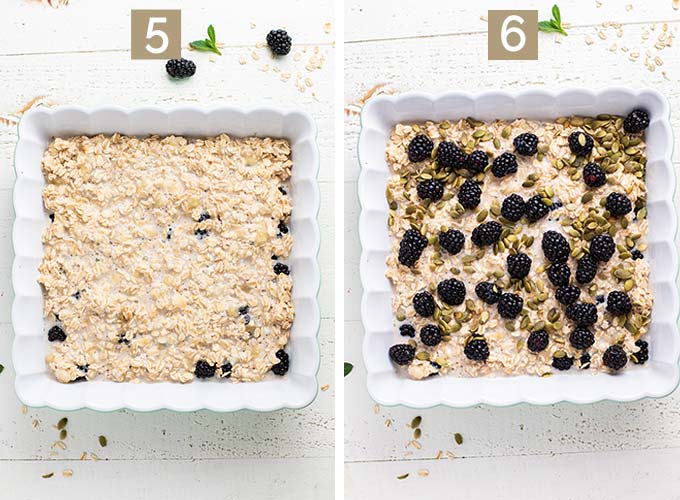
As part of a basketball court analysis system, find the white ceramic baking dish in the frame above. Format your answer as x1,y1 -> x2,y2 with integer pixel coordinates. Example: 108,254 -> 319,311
359,88 -> 678,408
13,105 -> 320,412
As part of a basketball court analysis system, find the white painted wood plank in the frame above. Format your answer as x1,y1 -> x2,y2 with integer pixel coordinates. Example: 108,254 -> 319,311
346,0 -> 680,41
0,457 -> 332,500
0,0 -> 334,54
345,448 -> 680,499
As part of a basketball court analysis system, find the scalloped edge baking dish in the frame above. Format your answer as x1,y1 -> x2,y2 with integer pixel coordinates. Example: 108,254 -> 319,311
13,105 -> 320,412
359,88 -> 678,408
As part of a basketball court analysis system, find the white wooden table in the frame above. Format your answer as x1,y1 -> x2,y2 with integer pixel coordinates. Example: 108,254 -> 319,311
0,1 -> 334,498
344,1 -> 680,498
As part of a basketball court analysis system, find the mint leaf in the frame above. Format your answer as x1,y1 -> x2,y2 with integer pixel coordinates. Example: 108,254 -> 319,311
344,362 -> 353,377
552,4 -> 561,25
190,25 -> 222,55
190,40 -> 211,50
539,4 -> 567,36
208,24 -> 216,44
0,364 -> 4,374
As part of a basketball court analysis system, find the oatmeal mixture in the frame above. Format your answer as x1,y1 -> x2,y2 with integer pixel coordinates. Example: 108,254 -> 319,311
39,133 -> 294,383
385,111 -> 653,379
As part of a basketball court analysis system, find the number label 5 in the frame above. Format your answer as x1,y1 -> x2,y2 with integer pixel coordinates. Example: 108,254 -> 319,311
131,10 -> 181,60
488,10 -> 538,60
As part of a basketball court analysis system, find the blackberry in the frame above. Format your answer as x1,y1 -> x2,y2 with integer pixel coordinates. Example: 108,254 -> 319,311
501,194 -> 525,222
195,360 -> 216,379
408,134 -> 434,162
596,294 -> 605,304
631,249 -> 644,260
623,109 -> 650,134
420,324 -> 442,346
568,130 -> 594,156
457,179 -> 482,209
497,293 -> 523,319
569,327 -> 595,350
542,230 -> 570,263
278,221 -> 289,234
475,281 -> 501,304
590,234 -> 615,262
580,353 -> 592,369
603,345 -> 628,371
413,291 -> 435,317
507,252 -> 532,279
389,344 -> 415,365
437,278 -> 466,306
555,285 -> 581,305
547,262 -> 571,287
491,152 -> 518,178
239,305 -> 249,315
48,325 -> 66,342
468,150 -> 489,172
417,179 -> 444,201
221,362 -> 233,378
438,229 -> 464,255
632,339 -> 649,365
471,221 -> 502,247
274,262 -> 290,275
464,336 -> 489,361
197,211 -> 211,222
400,324 -> 416,338
607,291 -> 632,315
266,29 -> 292,56
566,302 -> 597,327
513,133 -> 539,156
552,353 -> 574,371
575,255 -> 598,284
398,229 -> 428,266
165,58 -> 196,78
525,195 -> 550,222
527,329 -> 549,353
436,141 -> 467,168
271,350 -> 290,375
605,192 -> 632,217
583,162 -> 606,188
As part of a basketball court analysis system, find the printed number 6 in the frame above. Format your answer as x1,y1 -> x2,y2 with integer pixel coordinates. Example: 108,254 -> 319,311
500,15 -> 526,53
145,16 -> 169,55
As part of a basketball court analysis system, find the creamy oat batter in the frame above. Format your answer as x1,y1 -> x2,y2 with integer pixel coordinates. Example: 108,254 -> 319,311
385,116 -> 652,379
39,133 -> 294,383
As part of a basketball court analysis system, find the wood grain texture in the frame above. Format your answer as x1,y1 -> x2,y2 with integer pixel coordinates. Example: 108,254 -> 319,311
0,0 -> 334,497
345,1 -> 680,497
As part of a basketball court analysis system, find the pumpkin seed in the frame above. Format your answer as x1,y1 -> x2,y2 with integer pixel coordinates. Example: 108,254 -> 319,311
416,351 -> 430,361
57,418 -> 68,430
413,428 -> 422,439
614,269 -> 632,280
454,433 -> 463,445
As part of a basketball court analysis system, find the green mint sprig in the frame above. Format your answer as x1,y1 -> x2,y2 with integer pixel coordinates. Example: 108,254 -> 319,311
538,4 -> 568,36
190,24 -> 222,55
344,362 -> 353,377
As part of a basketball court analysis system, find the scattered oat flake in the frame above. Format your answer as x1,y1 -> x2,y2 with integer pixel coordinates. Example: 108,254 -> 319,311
216,42 -> 225,48
209,57 -> 215,63
304,78 -> 313,88
250,22 -> 256,29
609,43 -> 618,52
418,469 -> 429,477
412,440 -> 422,450
21,405 -> 27,415
256,42 -> 266,49
625,4 -> 633,10
90,453 -> 99,461
320,384 -> 329,391
435,450 -> 443,460
662,70 -> 670,80
596,0 -> 602,6
32,419 -> 40,429
260,64 -> 270,72
598,31 -> 607,40
52,441 -> 66,450
373,404 -> 380,414
280,72 -> 291,82
324,22 -> 332,34
674,0 -> 679,10
42,473 -> 54,479
585,35 -> 594,45
62,469 -> 73,478
385,419 -> 393,428
397,473 -> 409,480
446,451 -> 456,460
251,51 -> 260,61
80,452 -> 87,460
403,451 -> 413,457
480,15 -> 488,22
239,56 -> 247,65
617,29 -> 623,38
294,52 -> 302,61
655,56 -> 663,66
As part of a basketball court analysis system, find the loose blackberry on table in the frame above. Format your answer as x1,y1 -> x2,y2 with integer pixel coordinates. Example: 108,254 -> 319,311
165,58 -> 196,78
266,29 -> 292,56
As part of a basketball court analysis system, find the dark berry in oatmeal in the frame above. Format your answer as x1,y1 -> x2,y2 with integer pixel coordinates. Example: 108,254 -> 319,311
555,285 -> 581,305
271,350 -> 290,375
547,262 -> 571,287
389,344 -> 415,365
542,230 -> 570,263
195,360 -> 216,379
408,134 -> 434,162
475,281 -> 501,304
623,109 -> 650,134
607,291 -> 632,315
416,179 -> 444,201
568,130 -> 594,156
457,179 -> 482,209
552,353 -> 574,371
438,229 -> 464,255
273,262 -> 290,275
464,336 -> 489,361
471,221 -> 502,247
501,194 -> 526,222
527,329 -> 549,353
605,192 -> 632,217
436,141 -> 467,168
602,345 -> 627,371
468,150 -> 489,172
525,195 -> 550,222
491,152 -> 518,178
507,252 -> 532,279
221,362 -> 233,378
497,293 -> 523,319
583,162 -> 606,188
437,278 -> 466,306
420,324 -> 442,347
413,291 -> 435,317
566,302 -> 597,327
513,132 -> 539,156
575,255 -> 598,284
48,325 -> 66,342
569,327 -> 595,350
590,234 -> 615,262
632,339 -> 649,365
400,324 -> 416,337
398,229 -> 428,266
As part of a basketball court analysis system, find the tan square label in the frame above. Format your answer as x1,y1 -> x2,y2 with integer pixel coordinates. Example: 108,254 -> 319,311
131,10 -> 181,60
488,10 -> 538,60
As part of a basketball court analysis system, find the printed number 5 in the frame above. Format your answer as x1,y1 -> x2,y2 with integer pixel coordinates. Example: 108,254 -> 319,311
501,15 -> 526,53
145,16 -> 169,55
